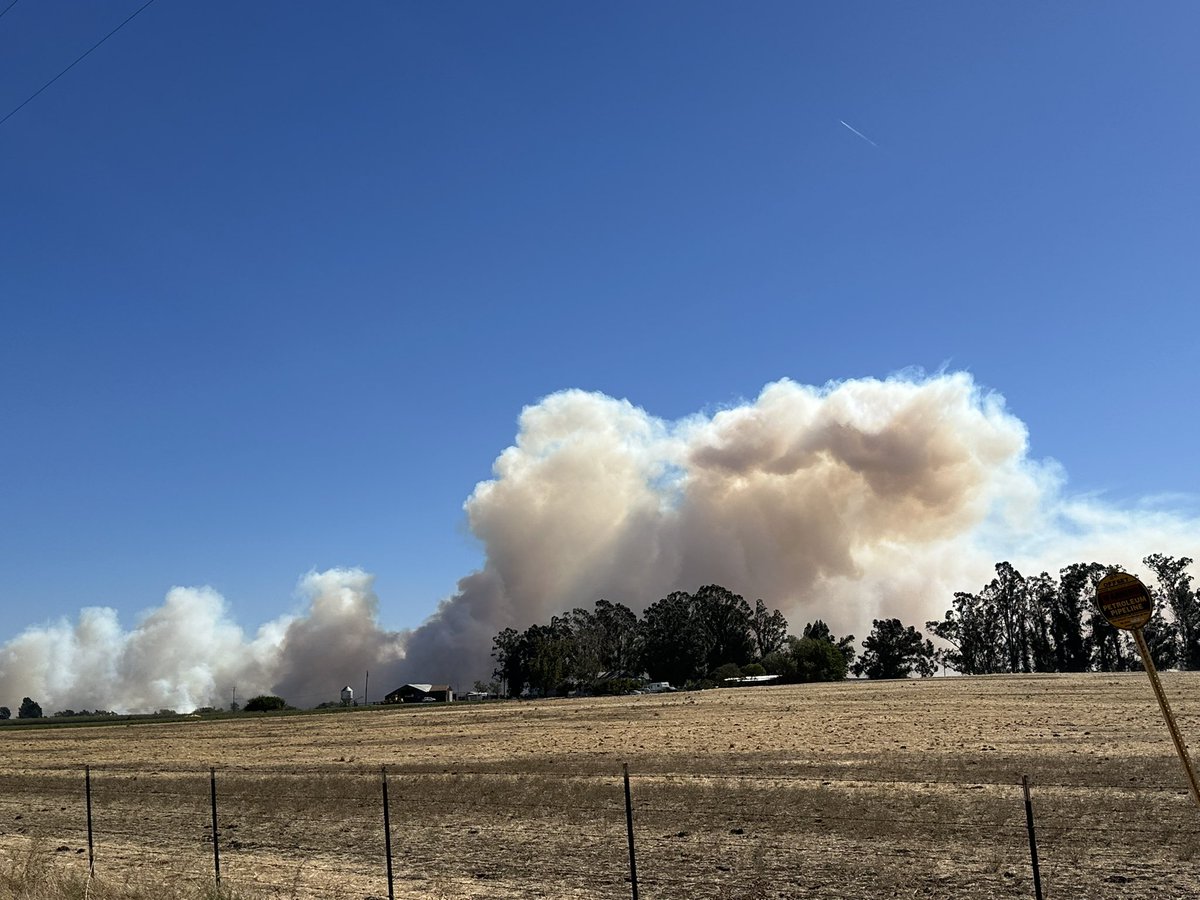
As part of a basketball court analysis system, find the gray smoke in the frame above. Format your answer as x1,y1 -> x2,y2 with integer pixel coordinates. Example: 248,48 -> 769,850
2,372 -> 1196,711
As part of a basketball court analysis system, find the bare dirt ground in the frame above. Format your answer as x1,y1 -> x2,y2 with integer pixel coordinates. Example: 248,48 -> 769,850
1,673 -> 1198,899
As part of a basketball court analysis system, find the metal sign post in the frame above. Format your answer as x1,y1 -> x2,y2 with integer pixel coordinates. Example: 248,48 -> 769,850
1096,572 -> 1200,809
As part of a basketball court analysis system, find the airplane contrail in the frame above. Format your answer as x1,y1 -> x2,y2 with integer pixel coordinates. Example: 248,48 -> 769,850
840,120 -> 879,148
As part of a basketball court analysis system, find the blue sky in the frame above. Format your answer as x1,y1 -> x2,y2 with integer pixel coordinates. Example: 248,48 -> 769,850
3,2 -> 1198,640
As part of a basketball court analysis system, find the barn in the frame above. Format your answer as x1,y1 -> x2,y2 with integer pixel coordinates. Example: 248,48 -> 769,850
383,683 -> 454,704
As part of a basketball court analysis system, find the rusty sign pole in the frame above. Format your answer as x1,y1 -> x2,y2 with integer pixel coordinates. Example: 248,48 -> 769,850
1097,571 -> 1200,810
1130,625 -> 1200,808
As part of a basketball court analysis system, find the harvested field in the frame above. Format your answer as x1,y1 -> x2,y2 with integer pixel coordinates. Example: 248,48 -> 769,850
1,673 -> 1199,898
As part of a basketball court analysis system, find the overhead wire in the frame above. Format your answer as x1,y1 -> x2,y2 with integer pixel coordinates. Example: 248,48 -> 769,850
0,0 -> 20,22
0,0 -> 155,128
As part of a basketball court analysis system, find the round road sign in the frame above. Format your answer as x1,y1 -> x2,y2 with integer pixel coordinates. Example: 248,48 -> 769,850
1096,571 -> 1153,630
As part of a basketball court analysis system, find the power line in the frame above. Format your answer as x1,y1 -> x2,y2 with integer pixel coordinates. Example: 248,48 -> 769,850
0,0 -> 155,129
0,1 -> 21,22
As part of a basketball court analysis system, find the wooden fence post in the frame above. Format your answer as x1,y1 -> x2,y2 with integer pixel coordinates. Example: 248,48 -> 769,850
622,762 -> 639,900
1022,774 -> 1044,900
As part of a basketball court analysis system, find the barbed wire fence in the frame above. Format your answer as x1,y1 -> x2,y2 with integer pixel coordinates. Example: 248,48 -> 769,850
0,763 -> 1197,899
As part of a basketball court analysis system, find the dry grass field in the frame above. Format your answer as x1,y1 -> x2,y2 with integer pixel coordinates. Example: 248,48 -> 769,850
2,673 -> 1199,899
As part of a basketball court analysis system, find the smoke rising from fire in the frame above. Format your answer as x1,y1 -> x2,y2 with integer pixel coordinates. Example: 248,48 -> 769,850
0,569 -> 404,713
2,373 -> 1195,711
382,373 -> 1196,686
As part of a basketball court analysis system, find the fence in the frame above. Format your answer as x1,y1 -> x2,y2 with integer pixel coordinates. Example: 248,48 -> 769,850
0,762 -> 1197,899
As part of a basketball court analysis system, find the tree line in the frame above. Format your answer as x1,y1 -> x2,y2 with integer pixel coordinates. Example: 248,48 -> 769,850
926,554 -> 1198,675
489,554 -> 1198,696
489,584 -> 937,697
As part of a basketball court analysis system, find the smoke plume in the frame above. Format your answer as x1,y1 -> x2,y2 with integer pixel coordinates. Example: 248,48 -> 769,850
0,569 -> 404,713
394,373 -> 1197,685
2,372 -> 1196,711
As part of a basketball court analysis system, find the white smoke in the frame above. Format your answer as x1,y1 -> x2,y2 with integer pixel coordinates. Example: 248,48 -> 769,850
2,372 -> 1196,711
0,568 -> 403,713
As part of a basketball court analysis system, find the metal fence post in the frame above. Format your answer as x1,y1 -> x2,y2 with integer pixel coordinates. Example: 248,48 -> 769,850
382,766 -> 395,900
210,767 -> 221,895
84,765 -> 95,878
622,762 -> 639,900
1022,774 -> 1044,900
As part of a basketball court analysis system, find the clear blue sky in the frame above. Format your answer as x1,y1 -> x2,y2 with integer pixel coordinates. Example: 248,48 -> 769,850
3,2 -> 1198,637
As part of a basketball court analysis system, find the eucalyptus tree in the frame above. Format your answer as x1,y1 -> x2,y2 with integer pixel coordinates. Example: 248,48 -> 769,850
750,598 -> 789,659
1144,554 -> 1200,669
640,590 -> 706,684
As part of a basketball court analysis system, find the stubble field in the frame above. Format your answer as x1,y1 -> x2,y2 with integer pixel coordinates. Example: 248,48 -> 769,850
1,673 -> 1198,899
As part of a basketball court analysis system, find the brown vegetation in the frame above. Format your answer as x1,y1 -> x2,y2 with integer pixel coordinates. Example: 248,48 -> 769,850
1,673 -> 1198,898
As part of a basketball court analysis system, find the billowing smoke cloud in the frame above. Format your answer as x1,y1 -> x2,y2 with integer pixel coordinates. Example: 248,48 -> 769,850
394,373 -> 1198,685
2,372 -> 1196,711
0,568 -> 404,713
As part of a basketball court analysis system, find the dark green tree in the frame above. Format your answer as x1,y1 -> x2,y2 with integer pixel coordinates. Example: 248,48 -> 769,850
1057,562 -> 1105,671
1144,554 -> 1200,669
243,695 -> 288,712
760,647 -> 797,681
568,599 -> 642,683
0,707 -> 9,720
1141,601 -> 1180,671
641,590 -> 706,684
802,620 -> 856,670
525,617 -> 574,696
750,599 -> 789,659
691,584 -> 755,673
853,619 -> 936,679
1026,572 -> 1059,672
992,562 -> 1032,673
760,624 -> 853,683
492,626 -> 530,697
790,636 -> 850,681
711,662 -> 743,682
593,599 -> 642,676
17,697 -> 42,719
927,590 -> 1002,675
1089,608 -> 1134,672
566,607 -> 604,684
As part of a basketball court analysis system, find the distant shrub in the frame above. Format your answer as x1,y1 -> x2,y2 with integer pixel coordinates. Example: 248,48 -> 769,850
711,663 -> 743,683
761,648 -> 796,680
51,709 -> 116,718
244,695 -> 289,712
592,678 -> 641,696
17,698 -> 42,719
742,663 -> 766,677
